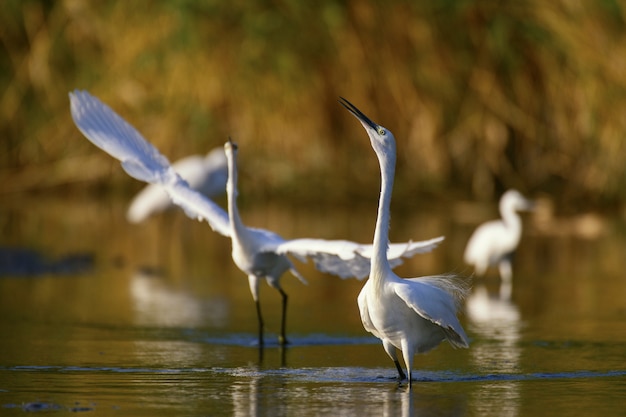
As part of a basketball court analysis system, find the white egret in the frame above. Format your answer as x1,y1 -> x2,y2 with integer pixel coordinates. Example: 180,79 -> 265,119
126,147 -> 227,223
69,90 -> 445,346
339,97 -> 469,386
463,189 -> 533,299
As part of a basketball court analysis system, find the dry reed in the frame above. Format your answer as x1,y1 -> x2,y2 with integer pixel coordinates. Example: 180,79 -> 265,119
1,1 -> 625,209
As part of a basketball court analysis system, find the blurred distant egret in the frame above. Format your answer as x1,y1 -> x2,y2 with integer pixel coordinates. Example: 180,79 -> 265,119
463,189 -> 533,299
69,90 -> 445,346
339,97 -> 469,386
126,147 -> 227,223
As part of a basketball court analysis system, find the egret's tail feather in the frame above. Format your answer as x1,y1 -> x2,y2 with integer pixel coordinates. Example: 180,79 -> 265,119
443,326 -> 470,349
423,274 -> 471,308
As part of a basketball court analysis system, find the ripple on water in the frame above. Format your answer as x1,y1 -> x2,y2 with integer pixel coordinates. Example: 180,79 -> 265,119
2,364 -> 626,385
195,332 -> 379,347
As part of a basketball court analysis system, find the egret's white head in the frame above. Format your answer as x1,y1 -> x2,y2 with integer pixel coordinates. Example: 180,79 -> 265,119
224,137 -> 239,163
339,97 -> 396,160
501,189 -> 534,213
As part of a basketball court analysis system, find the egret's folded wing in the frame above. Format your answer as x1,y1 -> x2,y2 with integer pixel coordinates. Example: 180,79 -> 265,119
270,236 -> 445,280
357,281 -> 383,339
69,89 -> 230,237
394,275 -> 469,348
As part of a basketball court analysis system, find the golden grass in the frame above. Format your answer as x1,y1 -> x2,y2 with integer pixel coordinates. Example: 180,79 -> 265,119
1,0 -> 626,208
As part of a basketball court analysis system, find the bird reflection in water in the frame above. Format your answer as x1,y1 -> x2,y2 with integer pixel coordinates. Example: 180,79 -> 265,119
466,281 -> 522,417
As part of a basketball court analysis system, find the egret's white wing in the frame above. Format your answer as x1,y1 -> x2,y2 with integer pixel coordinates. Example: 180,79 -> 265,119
273,238 -> 371,279
126,151 -> 227,223
164,181 -> 230,236
245,226 -> 290,248
69,90 -> 231,237
357,281 -> 383,339
166,150 -> 228,198
195,148 -> 228,197
270,236 -> 444,280
393,275 -> 469,348
362,236 -> 445,263
127,182 -> 174,223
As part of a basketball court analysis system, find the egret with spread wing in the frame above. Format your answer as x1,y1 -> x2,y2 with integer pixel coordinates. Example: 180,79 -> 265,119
464,189 -> 533,299
339,97 -> 469,386
69,90 -> 445,346
127,147 -> 227,223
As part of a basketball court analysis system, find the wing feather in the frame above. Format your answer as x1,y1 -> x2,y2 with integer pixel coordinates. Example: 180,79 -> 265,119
69,90 -> 231,236
271,236 -> 444,280
357,281 -> 383,338
393,275 -> 470,348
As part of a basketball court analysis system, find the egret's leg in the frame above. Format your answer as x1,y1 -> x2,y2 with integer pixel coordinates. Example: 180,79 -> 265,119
383,340 -> 406,380
267,278 -> 289,345
248,275 -> 264,346
393,360 -> 406,380
401,341 -> 414,387
254,299 -> 264,346
499,259 -> 513,300
277,287 -> 289,346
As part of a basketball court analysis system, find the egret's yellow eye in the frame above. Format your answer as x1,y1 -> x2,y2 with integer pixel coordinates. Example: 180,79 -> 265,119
378,127 -> 386,136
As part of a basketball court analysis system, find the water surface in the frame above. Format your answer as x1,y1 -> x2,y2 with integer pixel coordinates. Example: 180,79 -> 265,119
1,196 -> 625,416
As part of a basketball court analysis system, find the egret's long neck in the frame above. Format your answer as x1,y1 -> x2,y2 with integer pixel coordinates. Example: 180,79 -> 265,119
226,152 -> 246,238
371,147 -> 395,279
501,203 -> 522,242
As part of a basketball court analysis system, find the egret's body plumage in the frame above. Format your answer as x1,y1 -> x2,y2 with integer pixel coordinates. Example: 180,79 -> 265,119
464,190 -> 533,297
126,148 -> 227,223
69,90 -> 445,346
340,98 -> 469,386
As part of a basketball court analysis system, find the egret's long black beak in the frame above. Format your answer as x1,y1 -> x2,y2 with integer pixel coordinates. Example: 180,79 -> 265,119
339,97 -> 379,131
227,136 -> 238,150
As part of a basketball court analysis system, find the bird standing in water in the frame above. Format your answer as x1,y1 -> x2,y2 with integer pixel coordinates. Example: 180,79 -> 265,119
464,189 -> 533,299
339,97 -> 469,386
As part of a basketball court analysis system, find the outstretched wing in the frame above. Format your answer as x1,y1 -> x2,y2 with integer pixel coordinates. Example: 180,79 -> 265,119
126,151 -> 227,223
269,236 -> 444,280
361,237 -> 445,269
69,90 -> 231,237
393,275 -> 469,348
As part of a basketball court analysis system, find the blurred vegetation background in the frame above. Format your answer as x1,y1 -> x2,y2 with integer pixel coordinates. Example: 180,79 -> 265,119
1,0 -> 626,210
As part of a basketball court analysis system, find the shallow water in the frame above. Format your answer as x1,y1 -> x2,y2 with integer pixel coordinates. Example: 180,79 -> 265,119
1,195 -> 625,416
